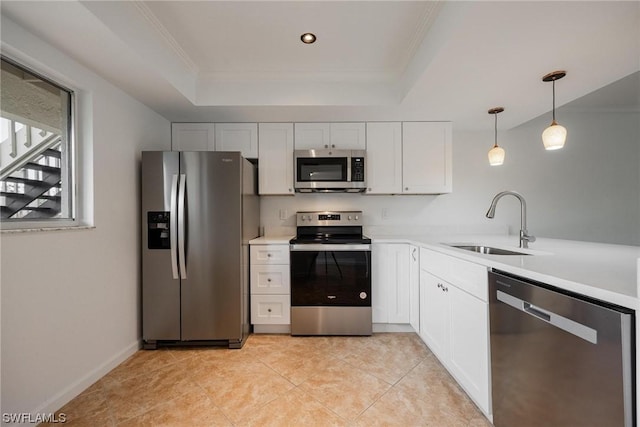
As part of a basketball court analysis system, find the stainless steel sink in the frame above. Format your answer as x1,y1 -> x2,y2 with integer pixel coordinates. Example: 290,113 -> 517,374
449,245 -> 530,256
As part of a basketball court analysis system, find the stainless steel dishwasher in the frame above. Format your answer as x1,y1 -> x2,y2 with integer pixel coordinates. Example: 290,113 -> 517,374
489,270 -> 635,427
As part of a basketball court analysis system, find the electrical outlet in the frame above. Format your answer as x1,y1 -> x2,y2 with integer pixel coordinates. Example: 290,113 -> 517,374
279,209 -> 287,220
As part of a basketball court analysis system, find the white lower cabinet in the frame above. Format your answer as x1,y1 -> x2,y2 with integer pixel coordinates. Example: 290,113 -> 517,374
251,295 -> 290,325
372,243 -> 410,324
250,244 -> 290,331
419,248 -> 491,415
409,245 -> 420,333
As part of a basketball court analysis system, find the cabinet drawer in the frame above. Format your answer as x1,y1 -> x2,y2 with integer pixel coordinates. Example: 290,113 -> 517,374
251,265 -> 290,294
420,248 -> 488,301
251,295 -> 290,325
250,244 -> 290,265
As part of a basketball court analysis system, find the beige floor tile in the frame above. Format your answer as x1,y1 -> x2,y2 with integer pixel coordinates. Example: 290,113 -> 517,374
117,387 -> 232,427
102,348 -> 178,386
103,362 -> 203,424
44,333 -> 490,427
239,388 -> 348,427
195,362 -> 296,424
298,359 -> 392,421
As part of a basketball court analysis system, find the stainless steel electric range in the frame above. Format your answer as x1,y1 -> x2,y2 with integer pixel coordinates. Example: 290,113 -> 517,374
289,211 -> 372,336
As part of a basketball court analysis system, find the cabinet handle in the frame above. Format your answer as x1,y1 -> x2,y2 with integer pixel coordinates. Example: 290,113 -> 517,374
267,253 -> 272,257
288,188 -> 292,192
331,144 -> 335,148
405,187 -> 409,191
368,188 -> 372,192
324,144 -> 328,148
267,278 -> 272,282
267,308 -> 272,313
412,248 -> 417,261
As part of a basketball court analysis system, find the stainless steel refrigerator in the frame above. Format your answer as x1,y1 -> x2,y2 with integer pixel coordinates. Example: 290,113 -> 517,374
141,151 -> 260,349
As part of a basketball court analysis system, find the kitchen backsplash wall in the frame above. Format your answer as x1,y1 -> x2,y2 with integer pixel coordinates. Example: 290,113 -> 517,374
261,109 -> 640,246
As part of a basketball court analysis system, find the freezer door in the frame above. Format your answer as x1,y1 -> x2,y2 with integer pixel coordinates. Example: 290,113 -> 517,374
180,151 -> 243,341
141,151 -> 181,341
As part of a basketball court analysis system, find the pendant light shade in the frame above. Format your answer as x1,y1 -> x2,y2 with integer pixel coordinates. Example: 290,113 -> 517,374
488,107 -> 505,166
542,70 -> 567,150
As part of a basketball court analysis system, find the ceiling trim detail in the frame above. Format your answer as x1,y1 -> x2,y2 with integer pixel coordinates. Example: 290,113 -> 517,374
132,1 -> 199,75
399,1 -> 444,77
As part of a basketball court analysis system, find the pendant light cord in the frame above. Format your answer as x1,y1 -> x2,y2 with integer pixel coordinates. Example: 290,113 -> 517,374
552,79 -> 556,122
494,112 -> 498,147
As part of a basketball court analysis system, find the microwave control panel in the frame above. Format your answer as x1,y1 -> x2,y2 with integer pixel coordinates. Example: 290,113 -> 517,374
351,157 -> 365,182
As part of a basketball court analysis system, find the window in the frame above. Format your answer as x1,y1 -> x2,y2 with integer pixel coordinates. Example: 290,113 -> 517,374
0,56 -> 75,226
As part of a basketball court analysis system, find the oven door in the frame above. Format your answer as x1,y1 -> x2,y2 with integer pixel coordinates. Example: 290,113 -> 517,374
290,244 -> 371,307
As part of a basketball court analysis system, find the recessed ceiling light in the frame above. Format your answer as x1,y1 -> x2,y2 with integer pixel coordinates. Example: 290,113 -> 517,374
300,33 -> 316,44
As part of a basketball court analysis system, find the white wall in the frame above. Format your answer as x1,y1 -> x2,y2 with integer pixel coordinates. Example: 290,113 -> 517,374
261,108 -> 640,246
0,17 -> 171,417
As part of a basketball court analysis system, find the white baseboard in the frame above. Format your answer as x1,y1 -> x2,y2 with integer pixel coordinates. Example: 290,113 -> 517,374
253,324 -> 291,334
252,324 -> 416,334
31,340 -> 140,417
373,323 -> 416,333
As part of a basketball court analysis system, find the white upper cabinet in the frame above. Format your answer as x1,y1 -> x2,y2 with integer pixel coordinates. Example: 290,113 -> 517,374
171,123 -> 215,151
402,122 -> 452,194
365,122 -> 402,194
329,122 -> 366,150
215,123 -> 258,159
258,123 -> 294,196
294,122 -> 365,150
294,123 -> 330,150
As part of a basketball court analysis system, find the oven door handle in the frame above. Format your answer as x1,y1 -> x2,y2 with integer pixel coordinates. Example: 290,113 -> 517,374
290,244 -> 371,251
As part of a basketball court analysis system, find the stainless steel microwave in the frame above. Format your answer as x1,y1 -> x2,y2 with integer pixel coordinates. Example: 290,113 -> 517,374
294,149 -> 366,193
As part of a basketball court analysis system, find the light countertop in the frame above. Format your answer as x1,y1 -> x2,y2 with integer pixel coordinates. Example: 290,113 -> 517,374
249,236 -> 293,245
251,233 -> 640,309
372,234 -> 640,310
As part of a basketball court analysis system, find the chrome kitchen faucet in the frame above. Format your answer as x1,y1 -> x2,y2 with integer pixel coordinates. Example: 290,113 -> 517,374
486,190 -> 536,248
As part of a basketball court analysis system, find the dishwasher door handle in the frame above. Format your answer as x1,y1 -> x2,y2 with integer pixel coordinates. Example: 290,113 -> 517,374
496,290 -> 598,344
523,302 -> 551,322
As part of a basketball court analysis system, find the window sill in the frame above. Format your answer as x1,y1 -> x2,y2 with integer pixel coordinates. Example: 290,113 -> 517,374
0,224 -> 95,234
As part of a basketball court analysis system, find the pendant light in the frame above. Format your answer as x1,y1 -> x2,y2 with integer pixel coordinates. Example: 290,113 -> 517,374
541,70 -> 567,150
487,107 -> 505,166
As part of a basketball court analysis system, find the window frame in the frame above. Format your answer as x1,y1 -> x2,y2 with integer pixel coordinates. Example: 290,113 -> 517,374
0,54 -> 81,231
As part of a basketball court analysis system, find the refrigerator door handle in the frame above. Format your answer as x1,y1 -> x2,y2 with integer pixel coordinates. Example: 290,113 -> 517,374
177,173 -> 187,279
169,174 -> 179,279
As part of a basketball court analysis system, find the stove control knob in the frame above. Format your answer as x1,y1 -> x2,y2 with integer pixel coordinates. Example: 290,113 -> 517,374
359,292 -> 367,300
355,215 -> 359,220
348,215 -> 352,220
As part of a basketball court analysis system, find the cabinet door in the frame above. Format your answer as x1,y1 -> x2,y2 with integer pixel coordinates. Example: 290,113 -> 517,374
258,123 -> 294,195
251,294 -> 290,325
409,245 -> 420,333
330,122 -> 366,150
419,270 -> 450,361
215,123 -> 258,158
250,264 -> 290,294
250,244 -> 290,265
402,122 -> 452,194
387,244 -> 410,324
294,123 -> 331,150
448,285 -> 490,414
371,244 -> 388,323
365,122 -> 402,194
171,123 -> 215,151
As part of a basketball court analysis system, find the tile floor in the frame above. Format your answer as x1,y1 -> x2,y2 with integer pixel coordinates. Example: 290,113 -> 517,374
44,333 -> 492,426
